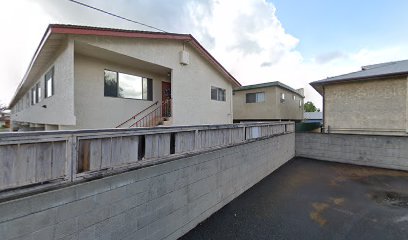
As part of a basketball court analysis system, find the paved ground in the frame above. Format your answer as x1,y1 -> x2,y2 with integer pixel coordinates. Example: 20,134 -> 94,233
180,157 -> 408,240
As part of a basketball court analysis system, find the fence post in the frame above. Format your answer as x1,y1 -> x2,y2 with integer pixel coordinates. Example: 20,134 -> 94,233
70,135 -> 78,182
194,129 -> 199,150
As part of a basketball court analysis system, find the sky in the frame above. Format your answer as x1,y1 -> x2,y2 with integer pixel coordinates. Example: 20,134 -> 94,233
1,0 -> 408,110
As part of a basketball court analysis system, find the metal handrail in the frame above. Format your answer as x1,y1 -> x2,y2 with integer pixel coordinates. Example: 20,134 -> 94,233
130,99 -> 172,128
116,101 -> 159,128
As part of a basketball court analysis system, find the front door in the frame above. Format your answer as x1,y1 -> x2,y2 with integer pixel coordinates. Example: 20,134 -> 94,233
162,82 -> 171,117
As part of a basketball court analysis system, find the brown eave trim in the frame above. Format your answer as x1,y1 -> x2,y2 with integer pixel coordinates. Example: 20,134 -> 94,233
50,25 -> 241,87
51,26 -> 191,41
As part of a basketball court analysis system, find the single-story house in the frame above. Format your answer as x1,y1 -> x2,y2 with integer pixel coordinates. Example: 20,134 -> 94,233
310,59 -> 408,135
233,81 -> 304,122
9,24 -> 241,131
0,112 -> 10,128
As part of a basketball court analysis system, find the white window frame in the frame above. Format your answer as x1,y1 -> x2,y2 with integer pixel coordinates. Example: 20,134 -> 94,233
45,67 -> 54,98
280,93 -> 285,103
246,92 -> 265,103
211,86 -> 226,102
31,87 -> 37,105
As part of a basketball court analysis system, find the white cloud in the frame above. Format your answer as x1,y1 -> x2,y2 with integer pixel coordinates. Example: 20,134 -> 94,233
2,0 -> 408,111
0,0 -> 52,106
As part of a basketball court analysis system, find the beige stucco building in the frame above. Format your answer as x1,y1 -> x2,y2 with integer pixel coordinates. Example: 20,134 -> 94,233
311,60 -> 408,135
233,82 -> 304,122
9,24 -> 241,131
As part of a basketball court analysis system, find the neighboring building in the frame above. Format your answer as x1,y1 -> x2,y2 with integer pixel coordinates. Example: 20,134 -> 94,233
233,81 -> 304,122
310,59 -> 408,135
9,24 -> 241,131
0,111 -> 10,129
303,111 -> 323,124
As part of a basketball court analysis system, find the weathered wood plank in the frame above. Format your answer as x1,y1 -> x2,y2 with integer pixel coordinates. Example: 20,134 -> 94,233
120,137 -> 131,164
78,140 -> 90,173
145,134 -> 156,159
52,141 -> 66,179
127,136 -> 139,163
89,139 -> 102,171
158,134 -> 170,157
101,138 -> 112,169
175,132 -> 195,154
111,137 -> 122,166
0,145 -> 17,190
35,143 -> 53,182
17,144 -> 36,185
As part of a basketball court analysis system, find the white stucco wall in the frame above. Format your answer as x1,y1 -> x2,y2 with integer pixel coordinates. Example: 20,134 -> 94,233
70,53 -> 167,130
11,41 -> 76,126
70,36 -> 234,126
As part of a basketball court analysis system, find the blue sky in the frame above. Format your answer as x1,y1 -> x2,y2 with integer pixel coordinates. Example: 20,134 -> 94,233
272,0 -> 408,59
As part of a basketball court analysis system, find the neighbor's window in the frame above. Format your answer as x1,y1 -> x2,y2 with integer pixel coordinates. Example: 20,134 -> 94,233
299,100 -> 302,108
293,95 -> 296,101
211,86 -> 226,101
45,67 -> 54,98
246,92 -> 265,103
31,87 -> 37,105
104,70 -> 153,100
280,93 -> 285,103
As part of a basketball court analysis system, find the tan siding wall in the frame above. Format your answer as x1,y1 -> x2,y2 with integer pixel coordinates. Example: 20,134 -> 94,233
233,86 -> 303,121
324,77 -> 407,135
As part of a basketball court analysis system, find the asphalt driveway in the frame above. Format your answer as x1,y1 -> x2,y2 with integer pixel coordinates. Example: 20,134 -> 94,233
180,157 -> 408,240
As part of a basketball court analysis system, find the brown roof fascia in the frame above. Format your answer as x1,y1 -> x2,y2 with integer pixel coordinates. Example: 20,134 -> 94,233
50,24 -> 191,41
50,25 -> 241,87
188,35 -> 241,87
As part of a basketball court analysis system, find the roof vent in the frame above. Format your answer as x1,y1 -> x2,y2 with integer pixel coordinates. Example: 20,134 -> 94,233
179,50 -> 189,65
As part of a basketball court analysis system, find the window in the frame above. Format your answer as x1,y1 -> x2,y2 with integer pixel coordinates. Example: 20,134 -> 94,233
31,87 -> 37,105
293,95 -> 296,101
36,83 -> 41,102
299,99 -> 302,108
45,67 -> 54,98
280,93 -> 285,103
26,93 -> 30,108
104,70 -> 153,100
211,86 -> 226,101
246,92 -> 265,103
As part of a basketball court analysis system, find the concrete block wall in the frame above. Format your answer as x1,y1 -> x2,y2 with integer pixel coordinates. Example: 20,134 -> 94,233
0,133 -> 294,240
296,133 -> 408,171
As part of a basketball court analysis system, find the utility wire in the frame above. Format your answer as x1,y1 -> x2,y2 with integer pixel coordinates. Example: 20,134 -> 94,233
67,0 -> 168,33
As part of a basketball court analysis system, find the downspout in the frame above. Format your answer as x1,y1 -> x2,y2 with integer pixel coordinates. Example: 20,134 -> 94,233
406,76 -> 408,133
230,89 -> 233,123
323,86 -> 326,133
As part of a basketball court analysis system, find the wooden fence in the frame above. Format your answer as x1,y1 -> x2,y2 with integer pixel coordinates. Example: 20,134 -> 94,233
0,122 -> 294,192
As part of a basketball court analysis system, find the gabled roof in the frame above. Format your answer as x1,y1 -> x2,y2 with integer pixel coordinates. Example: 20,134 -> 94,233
10,24 -> 241,107
310,59 -> 408,95
233,81 -> 304,97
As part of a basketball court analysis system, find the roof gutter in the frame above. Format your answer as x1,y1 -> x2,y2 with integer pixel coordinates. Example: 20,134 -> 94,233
9,24 -> 242,108
52,25 -> 241,87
